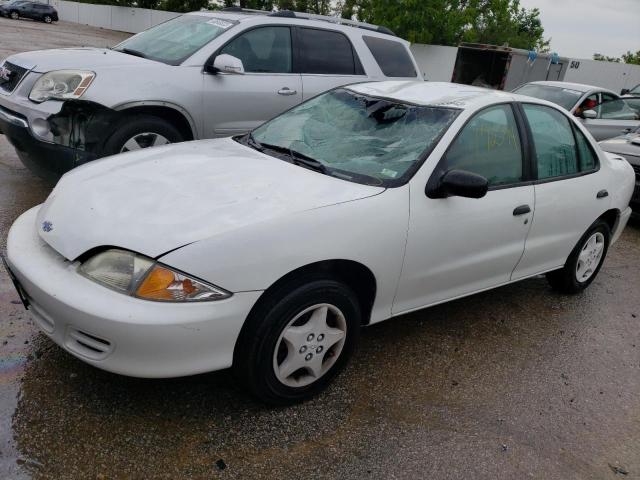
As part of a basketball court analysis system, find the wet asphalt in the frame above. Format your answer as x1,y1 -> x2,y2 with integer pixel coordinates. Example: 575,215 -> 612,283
1,18 -> 640,480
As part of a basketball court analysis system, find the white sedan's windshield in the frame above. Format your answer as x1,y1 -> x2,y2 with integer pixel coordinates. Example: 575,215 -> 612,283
514,84 -> 584,111
251,89 -> 460,186
114,15 -> 235,65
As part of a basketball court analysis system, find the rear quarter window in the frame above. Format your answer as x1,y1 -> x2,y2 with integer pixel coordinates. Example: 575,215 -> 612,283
362,36 -> 416,78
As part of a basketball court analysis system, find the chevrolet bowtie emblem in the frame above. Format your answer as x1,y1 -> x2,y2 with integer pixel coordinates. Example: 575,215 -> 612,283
42,221 -> 53,233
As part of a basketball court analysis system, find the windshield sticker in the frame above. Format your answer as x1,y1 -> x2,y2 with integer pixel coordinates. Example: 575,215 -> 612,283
381,168 -> 398,178
207,18 -> 234,29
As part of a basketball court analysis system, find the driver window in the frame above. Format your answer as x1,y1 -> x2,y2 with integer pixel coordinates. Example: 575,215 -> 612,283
596,98 -> 639,120
443,105 -> 523,186
220,27 -> 292,74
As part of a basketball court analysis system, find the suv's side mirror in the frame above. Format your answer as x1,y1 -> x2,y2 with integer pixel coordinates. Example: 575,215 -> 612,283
621,88 -> 630,95
427,169 -> 489,199
582,109 -> 598,119
207,54 -> 245,75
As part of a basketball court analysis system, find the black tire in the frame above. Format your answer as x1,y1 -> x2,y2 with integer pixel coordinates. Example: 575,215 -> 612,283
100,114 -> 184,157
10,11 -> 18,19
233,277 -> 361,405
43,15 -> 52,23
546,219 -> 611,294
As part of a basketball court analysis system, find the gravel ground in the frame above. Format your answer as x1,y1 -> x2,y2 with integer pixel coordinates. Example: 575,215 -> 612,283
1,17 -> 640,480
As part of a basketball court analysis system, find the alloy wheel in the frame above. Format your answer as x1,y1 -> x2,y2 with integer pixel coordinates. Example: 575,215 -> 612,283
272,303 -> 347,388
575,232 -> 605,282
120,132 -> 170,153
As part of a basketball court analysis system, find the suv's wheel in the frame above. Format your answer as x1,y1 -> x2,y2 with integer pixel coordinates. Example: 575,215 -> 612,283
546,220 -> 611,294
10,11 -> 18,19
100,115 -> 184,157
43,14 -> 52,23
234,277 -> 361,405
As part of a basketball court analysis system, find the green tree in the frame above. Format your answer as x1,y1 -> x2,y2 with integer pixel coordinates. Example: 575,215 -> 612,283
593,53 -> 621,63
339,0 -> 548,50
622,50 -> 640,65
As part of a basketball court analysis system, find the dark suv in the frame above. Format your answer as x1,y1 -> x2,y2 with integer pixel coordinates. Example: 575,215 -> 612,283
0,0 -> 58,23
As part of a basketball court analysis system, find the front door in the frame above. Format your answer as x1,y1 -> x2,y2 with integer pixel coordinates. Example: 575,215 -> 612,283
393,104 -> 534,314
203,26 -> 302,138
581,97 -> 640,141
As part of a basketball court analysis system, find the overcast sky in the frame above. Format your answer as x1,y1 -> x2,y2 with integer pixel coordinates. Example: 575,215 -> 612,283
518,0 -> 640,59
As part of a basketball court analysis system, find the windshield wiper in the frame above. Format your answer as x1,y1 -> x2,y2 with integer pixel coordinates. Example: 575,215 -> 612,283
258,142 -> 328,174
118,48 -> 147,59
246,132 -> 264,151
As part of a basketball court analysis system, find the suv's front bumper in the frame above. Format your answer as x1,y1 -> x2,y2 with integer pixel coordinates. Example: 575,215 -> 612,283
0,103 -> 96,182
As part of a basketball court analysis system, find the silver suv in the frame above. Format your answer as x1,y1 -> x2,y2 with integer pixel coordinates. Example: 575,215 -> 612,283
0,8 -> 422,181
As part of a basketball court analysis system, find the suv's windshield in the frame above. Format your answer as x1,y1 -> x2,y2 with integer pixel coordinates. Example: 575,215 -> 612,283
514,84 -> 584,111
249,88 -> 459,187
113,15 -> 236,65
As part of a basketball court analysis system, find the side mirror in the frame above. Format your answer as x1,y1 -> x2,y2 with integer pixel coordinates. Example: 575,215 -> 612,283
582,109 -> 597,119
621,89 -> 630,95
208,54 -> 245,75
428,169 -> 489,199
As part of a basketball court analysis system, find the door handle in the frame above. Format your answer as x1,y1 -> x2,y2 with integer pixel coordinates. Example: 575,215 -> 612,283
513,205 -> 531,216
596,189 -> 608,199
277,88 -> 297,96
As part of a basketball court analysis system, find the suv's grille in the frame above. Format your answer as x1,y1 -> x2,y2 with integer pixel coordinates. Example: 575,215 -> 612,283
632,163 -> 640,179
0,61 -> 28,94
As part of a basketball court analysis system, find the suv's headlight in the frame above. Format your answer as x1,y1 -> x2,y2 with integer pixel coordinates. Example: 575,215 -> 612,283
79,249 -> 231,302
29,70 -> 95,103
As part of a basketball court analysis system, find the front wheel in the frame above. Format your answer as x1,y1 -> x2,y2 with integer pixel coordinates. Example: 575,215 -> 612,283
546,220 -> 610,294
10,11 -> 18,19
100,114 -> 184,157
234,278 -> 361,405
43,14 -> 52,23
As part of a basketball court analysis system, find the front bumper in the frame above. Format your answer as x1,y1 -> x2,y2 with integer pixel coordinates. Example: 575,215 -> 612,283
5,207 -> 262,378
0,104 -> 97,182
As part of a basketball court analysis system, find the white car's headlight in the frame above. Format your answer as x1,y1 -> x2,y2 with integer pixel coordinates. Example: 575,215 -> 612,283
29,70 -> 95,103
79,249 -> 231,302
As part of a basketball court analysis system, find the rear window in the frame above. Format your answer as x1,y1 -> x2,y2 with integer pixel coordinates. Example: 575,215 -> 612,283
298,28 -> 361,75
362,36 -> 416,78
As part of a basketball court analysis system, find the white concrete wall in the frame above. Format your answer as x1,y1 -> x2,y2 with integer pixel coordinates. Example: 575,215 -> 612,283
410,44 -> 458,82
50,0 -> 180,33
563,58 -> 640,93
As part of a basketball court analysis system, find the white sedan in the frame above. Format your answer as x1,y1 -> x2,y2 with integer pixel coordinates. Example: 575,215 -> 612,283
4,82 -> 635,404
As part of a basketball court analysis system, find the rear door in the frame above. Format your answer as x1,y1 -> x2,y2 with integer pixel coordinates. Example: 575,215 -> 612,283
511,103 -> 606,279
202,25 -> 302,137
296,27 -> 367,100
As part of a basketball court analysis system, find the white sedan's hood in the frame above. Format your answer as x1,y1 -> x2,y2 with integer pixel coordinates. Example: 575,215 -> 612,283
7,48 -> 157,73
36,138 -> 384,260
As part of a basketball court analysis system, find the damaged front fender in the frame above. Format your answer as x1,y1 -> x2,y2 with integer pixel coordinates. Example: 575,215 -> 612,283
46,100 -> 118,161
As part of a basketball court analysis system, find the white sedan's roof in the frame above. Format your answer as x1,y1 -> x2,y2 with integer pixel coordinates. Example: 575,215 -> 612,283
523,80 -> 615,95
348,81 -> 517,110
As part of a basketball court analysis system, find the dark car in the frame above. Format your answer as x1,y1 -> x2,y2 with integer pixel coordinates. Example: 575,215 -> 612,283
600,127 -> 640,213
0,0 -> 58,23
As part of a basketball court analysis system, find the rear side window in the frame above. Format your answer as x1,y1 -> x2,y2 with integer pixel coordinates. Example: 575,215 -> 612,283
221,26 -> 292,73
297,28 -> 360,75
444,105 -> 523,186
523,104 -> 578,179
362,36 -> 416,78
574,127 -> 598,171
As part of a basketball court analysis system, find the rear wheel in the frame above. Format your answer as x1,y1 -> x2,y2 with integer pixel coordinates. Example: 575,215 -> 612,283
10,11 -> 18,19
100,115 -> 184,157
546,220 -> 610,294
234,277 -> 361,405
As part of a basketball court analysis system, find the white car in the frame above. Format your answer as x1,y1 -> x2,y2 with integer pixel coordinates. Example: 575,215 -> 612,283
4,82 -> 635,404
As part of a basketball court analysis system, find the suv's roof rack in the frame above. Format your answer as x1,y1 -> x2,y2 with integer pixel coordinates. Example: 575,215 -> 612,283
220,7 -> 396,36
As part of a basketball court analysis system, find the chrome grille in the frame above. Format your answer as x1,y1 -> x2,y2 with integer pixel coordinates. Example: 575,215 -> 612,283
0,61 -> 28,94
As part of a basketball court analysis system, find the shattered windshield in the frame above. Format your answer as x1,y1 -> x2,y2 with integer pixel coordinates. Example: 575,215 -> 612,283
250,88 -> 460,187
513,84 -> 584,111
113,15 -> 236,65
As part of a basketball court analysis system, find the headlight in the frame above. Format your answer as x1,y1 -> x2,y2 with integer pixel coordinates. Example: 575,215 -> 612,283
29,70 -> 95,103
79,249 -> 231,302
